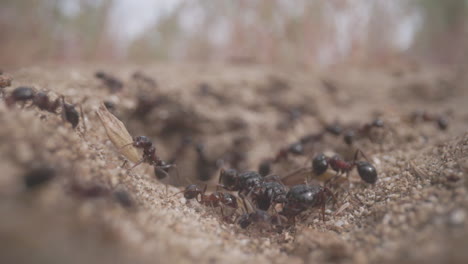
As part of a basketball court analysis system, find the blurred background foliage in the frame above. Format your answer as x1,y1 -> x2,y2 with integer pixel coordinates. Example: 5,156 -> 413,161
1,0 -> 467,68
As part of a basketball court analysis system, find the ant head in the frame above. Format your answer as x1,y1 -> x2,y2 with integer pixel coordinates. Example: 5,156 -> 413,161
372,118 -> 384,128
258,159 -> 272,177
219,168 -> 238,188
437,116 -> 448,130
183,184 -> 202,200
238,213 -> 251,229
356,161 -> 378,184
288,142 -> 304,155
326,123 -> 343,136
312,153 -> 329,176
133,136 -> 152,147
221,193 -> 238,209
343,130 -> 355,145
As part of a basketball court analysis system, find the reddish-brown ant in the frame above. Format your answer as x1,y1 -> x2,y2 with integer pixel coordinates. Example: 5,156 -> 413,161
312,150 -> 378,184
410,110 -> 449,130
178,184 -> 238,221
123,136 -> 177,180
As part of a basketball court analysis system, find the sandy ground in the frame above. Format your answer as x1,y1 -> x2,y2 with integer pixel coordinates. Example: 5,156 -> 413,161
0,64 -> 467,264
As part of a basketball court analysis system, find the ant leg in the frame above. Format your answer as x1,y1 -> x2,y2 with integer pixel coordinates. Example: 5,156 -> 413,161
79,104 -> 87,132
128,159 -> 144,171
217,168 -> 225,191
354,148 -> 370,162
121,160 -> 128,169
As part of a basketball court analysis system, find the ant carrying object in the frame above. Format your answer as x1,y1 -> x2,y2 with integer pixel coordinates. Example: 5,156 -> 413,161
122,136 -> 177,180
312,149 -> 378,184
280,183 -> 335,222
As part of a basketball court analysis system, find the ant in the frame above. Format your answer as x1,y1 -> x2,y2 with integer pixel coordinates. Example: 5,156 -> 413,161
342,118 -> 385,145
280,183 -> 335,222
273,132 -> 324,163
113,189 -> 135,208
33,92 -> 61,113
218,169 -> 264,198
312,150 -> 378,184
122,136 -> 177,180
253,180 -> 288,211
61,97 -> 81,128
258,159 -> 273,176
68,180 -> 110,199
132,71 -> 157,88
237,196 -> 287,230
178,184 -> 238,221
410,110 -> 448,130
95,71 -> 123,93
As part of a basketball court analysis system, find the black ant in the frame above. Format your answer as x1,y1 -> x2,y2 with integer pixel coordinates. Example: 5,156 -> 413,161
254,180 -> 288,211
237,195 -> 287,230
95,71 -> 123,93
61,97 -> 80,128
132,71 -> 157,88
273,132 -> 324,163
258,159 -> 273,176
280,183 -> 335,222
218,169 -> 264,198
123,136 -> 177,180
312,150 -> 378,184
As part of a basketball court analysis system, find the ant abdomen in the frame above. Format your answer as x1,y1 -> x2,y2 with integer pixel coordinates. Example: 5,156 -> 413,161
356,161 -> 378,184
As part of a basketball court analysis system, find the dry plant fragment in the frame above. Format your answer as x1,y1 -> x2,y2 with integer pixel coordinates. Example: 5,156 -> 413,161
96,103 -> 140,163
